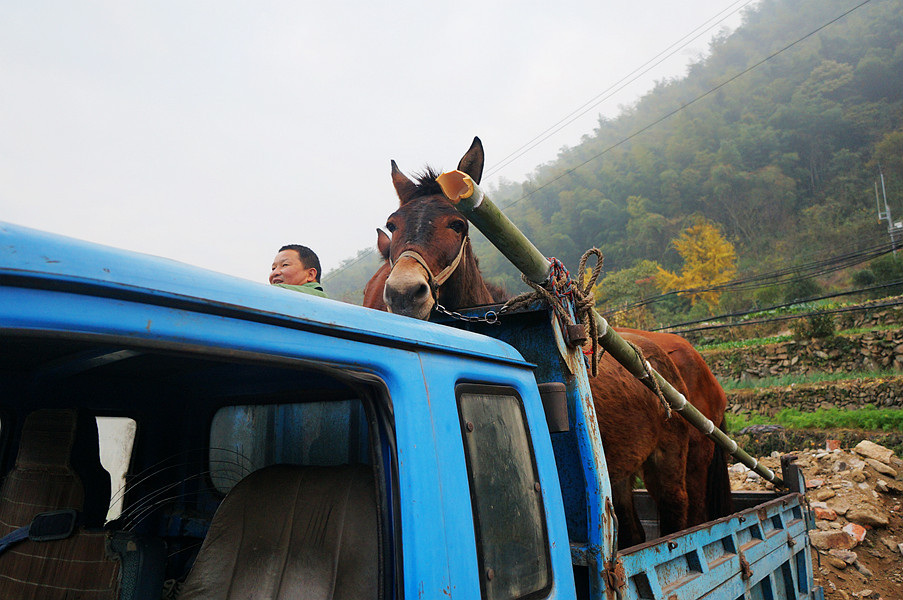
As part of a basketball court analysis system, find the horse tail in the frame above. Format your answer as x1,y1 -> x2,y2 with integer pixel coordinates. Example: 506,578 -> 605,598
706,418 -> 733,520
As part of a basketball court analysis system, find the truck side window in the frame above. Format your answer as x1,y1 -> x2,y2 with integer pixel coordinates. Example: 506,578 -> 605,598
457,385 -> 551,600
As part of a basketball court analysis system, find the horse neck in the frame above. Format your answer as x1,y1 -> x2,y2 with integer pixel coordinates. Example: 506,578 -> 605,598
438,248 -> 495,309
362,261 -> 390,310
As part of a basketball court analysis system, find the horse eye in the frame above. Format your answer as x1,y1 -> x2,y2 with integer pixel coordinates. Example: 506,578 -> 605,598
385,222 -> 396,233
448,220 -> 465,234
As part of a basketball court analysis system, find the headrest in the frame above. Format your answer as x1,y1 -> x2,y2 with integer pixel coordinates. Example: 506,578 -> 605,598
10,409 -> 111,527
15,409 -> 79,471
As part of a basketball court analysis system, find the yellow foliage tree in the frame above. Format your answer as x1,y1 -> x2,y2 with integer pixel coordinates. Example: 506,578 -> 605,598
656,219 -> 737,312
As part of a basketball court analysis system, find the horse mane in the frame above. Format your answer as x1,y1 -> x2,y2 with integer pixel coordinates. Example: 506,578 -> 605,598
407,167 -> 445,200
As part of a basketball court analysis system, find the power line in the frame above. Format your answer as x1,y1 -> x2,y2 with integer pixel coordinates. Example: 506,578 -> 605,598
324,0 -> 874,284
495,0 -> 874,212
484,0 -> 757,179
605,236 -> 897,317
667,292 -> 903,335
324,2 -> 762,285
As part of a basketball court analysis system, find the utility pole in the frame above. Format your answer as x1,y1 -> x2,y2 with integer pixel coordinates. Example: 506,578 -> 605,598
876,165 -> 902,258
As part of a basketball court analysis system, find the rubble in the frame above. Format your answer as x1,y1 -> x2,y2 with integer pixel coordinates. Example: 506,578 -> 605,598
815,488 -> 837,501
847,507 -> 889,528
843,522 -> 868,543
829,549 -> 858,565
854,440 -> 896,465
811,529 -> 858,550
865,458 -> 897,478
730,440 -> 903,599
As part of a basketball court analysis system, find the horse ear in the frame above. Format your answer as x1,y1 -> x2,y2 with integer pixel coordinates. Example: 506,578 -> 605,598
456,136 -> 484,184
391,160 -> 417,205
376,228 -> 391,259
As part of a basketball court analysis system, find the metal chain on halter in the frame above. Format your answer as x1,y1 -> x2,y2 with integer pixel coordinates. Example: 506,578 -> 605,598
433,302 -> 507,324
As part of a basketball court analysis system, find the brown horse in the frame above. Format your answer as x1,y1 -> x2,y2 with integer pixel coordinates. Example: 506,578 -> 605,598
597,331 -> 692,546
362,143 -> 507,318
363,137 -> 715,547
614,328 -> 732,523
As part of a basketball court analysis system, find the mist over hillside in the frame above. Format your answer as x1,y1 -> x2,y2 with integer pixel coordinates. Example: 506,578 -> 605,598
326,0 -> 903,317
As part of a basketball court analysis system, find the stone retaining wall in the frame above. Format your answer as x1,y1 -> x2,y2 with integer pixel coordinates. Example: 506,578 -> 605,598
683,303 -> 903,345
702,330 -> 903,383
726,377 -> 903,415
729,429 -> 903,461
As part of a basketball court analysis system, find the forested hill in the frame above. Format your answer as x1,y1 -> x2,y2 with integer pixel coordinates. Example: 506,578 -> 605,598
326,0 -> 903,313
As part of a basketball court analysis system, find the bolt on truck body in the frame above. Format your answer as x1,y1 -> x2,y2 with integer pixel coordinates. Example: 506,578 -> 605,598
0,221 -> 821,599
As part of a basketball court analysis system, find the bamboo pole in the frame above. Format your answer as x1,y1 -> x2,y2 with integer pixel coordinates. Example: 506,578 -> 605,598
437,169 -> 784,489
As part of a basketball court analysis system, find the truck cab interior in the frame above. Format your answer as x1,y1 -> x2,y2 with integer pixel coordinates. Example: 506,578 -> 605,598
0,332 -> 397,599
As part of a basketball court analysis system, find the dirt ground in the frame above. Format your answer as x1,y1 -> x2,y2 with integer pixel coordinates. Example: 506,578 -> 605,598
730,441 -> 903,600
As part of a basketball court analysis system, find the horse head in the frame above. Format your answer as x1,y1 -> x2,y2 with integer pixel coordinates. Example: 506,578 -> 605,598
375,137 -> 497,320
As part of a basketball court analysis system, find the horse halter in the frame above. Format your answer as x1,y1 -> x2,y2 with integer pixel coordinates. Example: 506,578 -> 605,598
388,237 -> 468,300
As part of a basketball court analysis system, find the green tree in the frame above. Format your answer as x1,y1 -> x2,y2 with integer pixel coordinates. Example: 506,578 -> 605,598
592,259 -> 662,329
870,129 -> 903,204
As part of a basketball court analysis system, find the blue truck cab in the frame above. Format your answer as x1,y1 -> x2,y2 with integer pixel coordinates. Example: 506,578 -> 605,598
0,222 -> 821,599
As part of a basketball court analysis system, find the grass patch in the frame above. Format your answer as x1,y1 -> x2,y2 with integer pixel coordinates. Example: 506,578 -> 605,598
836,324 -> 900,336
698,335 -> 792,352
697,325 -> 898,352
726,407 -> 903,433
720,369 -> 899,391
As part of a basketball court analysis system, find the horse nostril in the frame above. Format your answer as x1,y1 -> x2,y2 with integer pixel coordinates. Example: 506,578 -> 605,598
414,283 -> 430,301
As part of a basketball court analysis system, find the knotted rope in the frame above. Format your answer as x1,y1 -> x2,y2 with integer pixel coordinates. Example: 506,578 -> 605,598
500,248 -> 605,376
499,248 -> 671,417
623,338 -> 671,418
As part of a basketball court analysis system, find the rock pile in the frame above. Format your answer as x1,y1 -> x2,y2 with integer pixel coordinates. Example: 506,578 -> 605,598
730,440 -> 903,600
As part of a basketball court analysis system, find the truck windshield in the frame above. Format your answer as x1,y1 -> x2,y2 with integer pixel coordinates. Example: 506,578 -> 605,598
209,400 -> 370,494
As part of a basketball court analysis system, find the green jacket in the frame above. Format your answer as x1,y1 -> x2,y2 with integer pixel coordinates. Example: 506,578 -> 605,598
273,282 -> 328,298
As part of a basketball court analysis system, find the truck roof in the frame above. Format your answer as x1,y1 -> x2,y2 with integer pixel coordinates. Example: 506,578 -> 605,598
0,221 -> 528,366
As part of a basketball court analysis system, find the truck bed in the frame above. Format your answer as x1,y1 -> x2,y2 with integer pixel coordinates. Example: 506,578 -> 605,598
583,490 -> 820,599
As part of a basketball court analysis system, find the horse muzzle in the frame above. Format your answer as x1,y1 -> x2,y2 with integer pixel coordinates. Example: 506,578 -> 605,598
383,240 -> 467,320
383,259 -> 435,320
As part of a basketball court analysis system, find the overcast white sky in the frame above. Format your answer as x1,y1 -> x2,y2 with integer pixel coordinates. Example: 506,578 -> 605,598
1,1 -> 751,285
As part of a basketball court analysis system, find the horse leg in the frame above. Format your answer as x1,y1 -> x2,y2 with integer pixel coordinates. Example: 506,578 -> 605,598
641,423 -> 690,537
611,477 -> 645,549
706,420 -> 733,520
684,429 -> 713,526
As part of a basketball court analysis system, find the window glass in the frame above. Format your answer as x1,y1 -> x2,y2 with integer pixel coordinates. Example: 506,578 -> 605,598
96,416 -> 137,521
459,387 -> 551,600
209,400 -> 369,494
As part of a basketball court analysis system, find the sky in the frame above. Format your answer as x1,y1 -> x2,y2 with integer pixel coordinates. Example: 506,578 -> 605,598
1,1 -> 752,286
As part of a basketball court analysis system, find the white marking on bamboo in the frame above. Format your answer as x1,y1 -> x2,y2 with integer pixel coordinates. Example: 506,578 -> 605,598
470,183 -> 484,208
672,392 -> 688,411
596,316 -> 608,338
729,439 -> 738,453
703,418 -> 715,434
